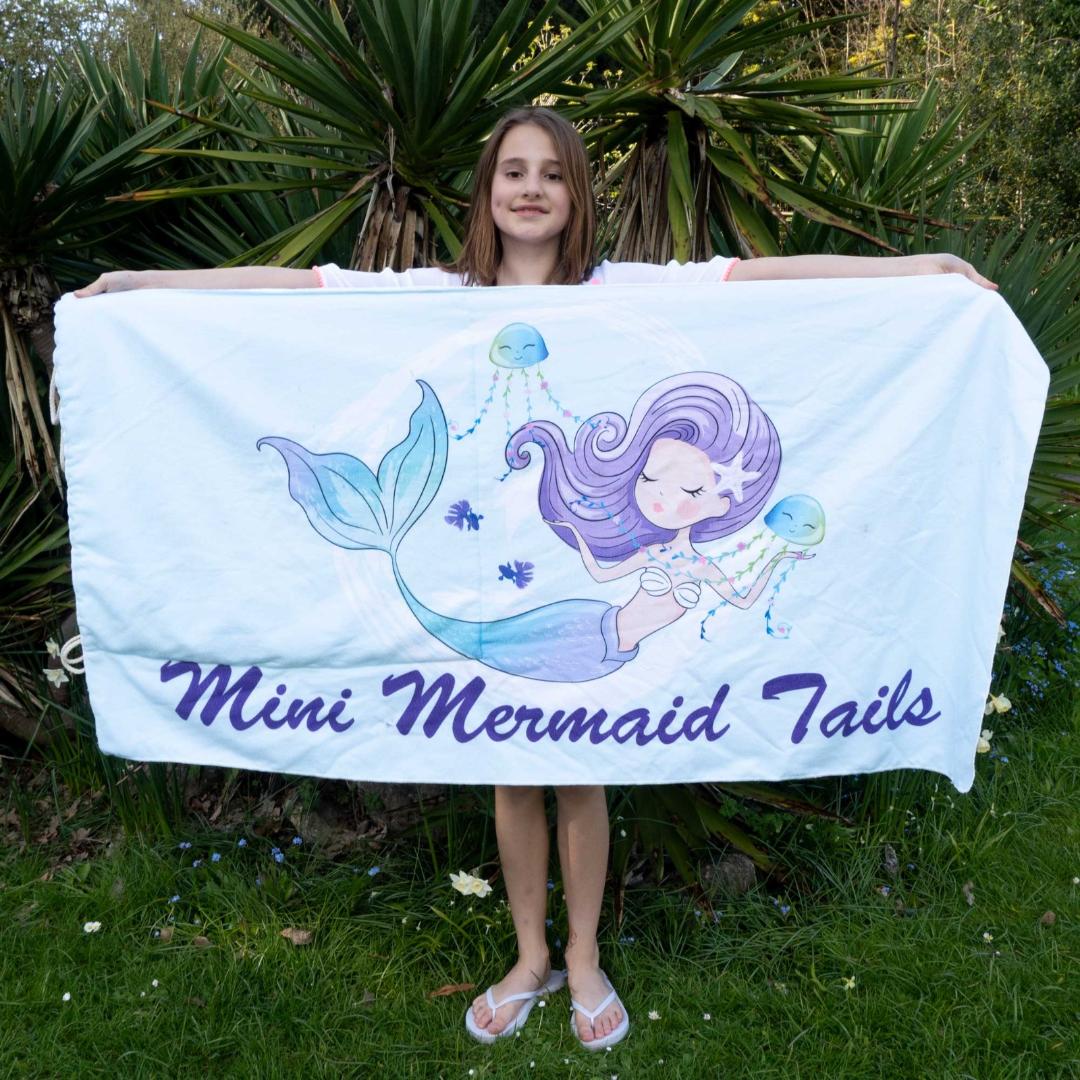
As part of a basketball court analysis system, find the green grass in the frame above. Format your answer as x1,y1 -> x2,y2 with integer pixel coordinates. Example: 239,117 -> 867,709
1,692 -> 1078,1078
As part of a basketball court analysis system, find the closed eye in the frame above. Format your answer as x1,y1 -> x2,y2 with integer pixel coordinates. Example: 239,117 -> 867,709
639,471 -> 655,482
681,486 -> 705,497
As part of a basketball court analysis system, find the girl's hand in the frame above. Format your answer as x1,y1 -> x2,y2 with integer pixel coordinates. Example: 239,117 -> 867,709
911,253 -> 997,291
74,270 -> 147,298
543,517 -> 580,536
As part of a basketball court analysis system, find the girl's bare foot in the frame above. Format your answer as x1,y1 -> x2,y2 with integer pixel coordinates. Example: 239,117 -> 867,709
565,940 -> 623,1042
469,952 -> 551,1035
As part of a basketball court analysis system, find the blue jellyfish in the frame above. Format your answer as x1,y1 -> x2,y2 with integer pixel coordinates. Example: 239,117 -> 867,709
449,324 -> 586,454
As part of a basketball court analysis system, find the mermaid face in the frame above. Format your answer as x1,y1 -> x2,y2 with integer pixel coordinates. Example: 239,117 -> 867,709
635,438 -> 731,531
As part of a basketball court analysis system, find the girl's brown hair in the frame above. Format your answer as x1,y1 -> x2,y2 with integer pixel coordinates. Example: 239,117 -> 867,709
447,106 -> 595,286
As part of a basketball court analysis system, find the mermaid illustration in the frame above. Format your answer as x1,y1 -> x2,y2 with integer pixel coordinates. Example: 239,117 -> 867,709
259,371 -> 815,684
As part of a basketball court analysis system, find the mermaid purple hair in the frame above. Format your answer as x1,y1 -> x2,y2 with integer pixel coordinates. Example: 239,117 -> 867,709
505,371 -> 781,561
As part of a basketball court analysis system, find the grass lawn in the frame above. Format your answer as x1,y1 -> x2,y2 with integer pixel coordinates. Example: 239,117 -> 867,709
1,691 -> 1077,1079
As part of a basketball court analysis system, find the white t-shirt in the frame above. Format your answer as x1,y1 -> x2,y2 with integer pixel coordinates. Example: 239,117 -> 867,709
311,255 -> 740,289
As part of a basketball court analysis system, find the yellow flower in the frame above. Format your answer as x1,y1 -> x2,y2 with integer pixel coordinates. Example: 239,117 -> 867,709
841,976 -> 856,991
984,693 -> 1012,716
982,931 -> 994,943
976,729 -> 993,754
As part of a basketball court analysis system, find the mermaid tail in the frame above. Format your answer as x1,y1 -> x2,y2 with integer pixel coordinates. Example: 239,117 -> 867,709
259,380 -> 637,683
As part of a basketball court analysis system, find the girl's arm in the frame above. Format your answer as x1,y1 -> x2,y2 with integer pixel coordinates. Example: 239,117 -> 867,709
74,266 -> 316,297
700,550 -> 812,609
543,518 -> 650,582
727,252 -> 997,290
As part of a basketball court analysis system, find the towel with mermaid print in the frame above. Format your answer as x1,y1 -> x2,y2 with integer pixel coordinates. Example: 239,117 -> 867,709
51,275 -> 1048,792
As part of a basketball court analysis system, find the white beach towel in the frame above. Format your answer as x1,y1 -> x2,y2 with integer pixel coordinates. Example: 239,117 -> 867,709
51,276 -> 1047,792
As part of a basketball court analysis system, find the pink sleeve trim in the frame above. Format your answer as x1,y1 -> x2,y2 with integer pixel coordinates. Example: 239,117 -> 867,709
721,257 -> 740,282
311,265 -> 326,288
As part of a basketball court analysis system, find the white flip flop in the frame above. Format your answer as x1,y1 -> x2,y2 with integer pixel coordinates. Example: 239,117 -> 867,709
569,969 -> 630,1051
464,967 -> 567,1043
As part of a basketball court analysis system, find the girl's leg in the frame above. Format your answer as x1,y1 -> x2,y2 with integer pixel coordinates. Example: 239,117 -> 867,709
470,785 -> 552,1034
555,784 -> 625,1042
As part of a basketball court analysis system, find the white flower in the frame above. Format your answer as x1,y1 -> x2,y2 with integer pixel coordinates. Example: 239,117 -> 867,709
982,931 -> 994,942
984,693 -> 1012,716
151,979 -> 159,988
648,1010 -> 660,1021
537,999 -> 545,1008
702,1012 -> 711,1020
46,638 -> 60,658
62,991 -> 71,1002
976,729 -> 993,754
83,921 -> 101,933
997,623 -> 1005,644
450,870 -> 492,898
44,667 -> 69,688
1072,877 -> 1079,885
841,976 -> 856,991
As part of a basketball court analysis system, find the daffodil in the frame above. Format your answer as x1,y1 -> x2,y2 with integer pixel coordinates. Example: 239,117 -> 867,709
984,693 -> 1012,715
976,728 -> 993,753
449,870 -> 492,897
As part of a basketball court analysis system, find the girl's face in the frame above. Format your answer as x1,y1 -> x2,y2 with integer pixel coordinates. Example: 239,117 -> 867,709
635,438 -> 731,531
490,123 -> 572,250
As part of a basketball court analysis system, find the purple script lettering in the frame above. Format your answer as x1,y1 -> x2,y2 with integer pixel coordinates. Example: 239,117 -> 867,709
761,670 -> 940,744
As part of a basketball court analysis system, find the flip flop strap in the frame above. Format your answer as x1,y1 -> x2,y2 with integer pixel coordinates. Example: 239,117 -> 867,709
570,987 -> 617,1023
488,986 -> 540,1016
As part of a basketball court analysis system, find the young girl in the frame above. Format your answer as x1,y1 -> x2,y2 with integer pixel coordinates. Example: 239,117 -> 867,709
75,105 -> 996,1050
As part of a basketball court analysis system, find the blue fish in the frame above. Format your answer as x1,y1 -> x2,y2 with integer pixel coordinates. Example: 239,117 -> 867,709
445,499 -> 484,531
498,560 -> 534,589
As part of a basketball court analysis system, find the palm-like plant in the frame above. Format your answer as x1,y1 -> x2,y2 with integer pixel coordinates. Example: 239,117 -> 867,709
114,0 -> 642,269
563,0 -> 911,263
0,58 -> 205,486
778,84 -> 987,256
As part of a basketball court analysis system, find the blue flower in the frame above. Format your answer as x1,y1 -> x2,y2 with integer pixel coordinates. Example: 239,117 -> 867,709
367,866 -> 381,877
694,909 -> 702,918
274,852 -> 285,864
780,905 -> 791,916
292,836 -> 303,846
554,937 -> 562,948
178,841 -> 192,850
545,918 -> 553,927
237,838 -> 247,848
211,852 -> 221,863
618,935 -> 636,944
255,875 -> 263,887
169,895 -> 180,903
192,859 -> 202,868
546,880 -> 554,891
